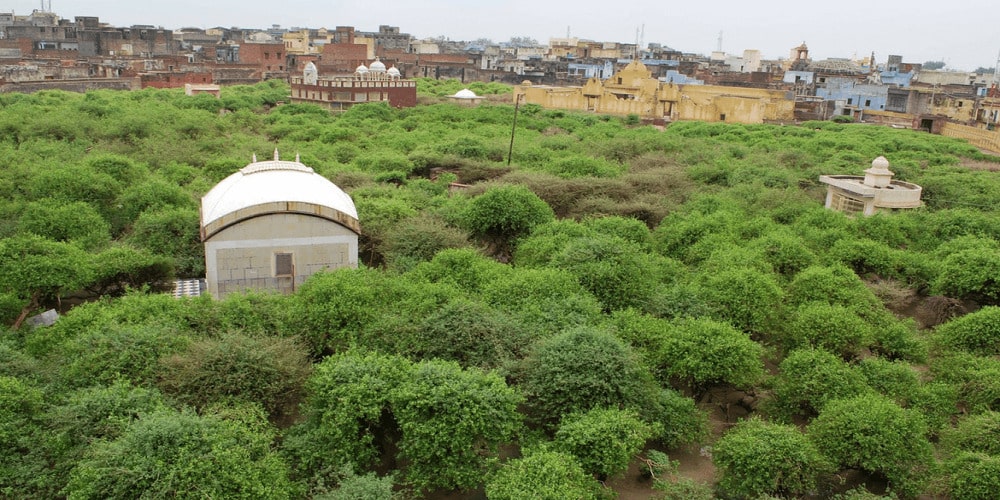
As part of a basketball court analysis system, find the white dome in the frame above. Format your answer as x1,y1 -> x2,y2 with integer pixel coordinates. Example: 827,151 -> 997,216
201,156 -> 358,238
355,64 -> 369,74
453,88 -> 478,99
370,58 -> 386,72
304,61 -> 317,72
387,66 -> 401,77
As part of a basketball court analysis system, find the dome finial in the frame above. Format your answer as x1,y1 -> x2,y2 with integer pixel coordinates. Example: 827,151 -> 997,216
252,153 -> 257,162
273,148 -> 279,161
295,152 -> 301,162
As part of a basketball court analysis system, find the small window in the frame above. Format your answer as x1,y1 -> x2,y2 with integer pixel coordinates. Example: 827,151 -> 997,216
865,99 -> 871,107
719,113 -> 726,121
275,253 -> 293,277
847,98 -> 853,105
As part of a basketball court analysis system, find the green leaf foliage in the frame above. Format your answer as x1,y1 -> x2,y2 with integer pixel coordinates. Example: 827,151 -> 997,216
713,417 -> 833,498
945,452 -> 1000,500
654,317 -> 764,392
287,352 -> 521,494
486,450 -> 605,500
698,266 -> 784,335
460,184 -> 555,254
157,332 -> 312,418
932,246 -> 1000,304
808,393 -> 934,498
554,408 -> 653,480
784,302 -> 874,358
518,327 -> 655,427
285,351 -> 408,481
65,410 -> 292,499
391,359 -> 522,492
934,306 -> 1000,356
940,411 -> 1000,456
768,348 -> 870,418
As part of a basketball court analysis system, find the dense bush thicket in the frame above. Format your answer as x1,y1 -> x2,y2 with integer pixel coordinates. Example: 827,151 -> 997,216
3,81 -> 1000,498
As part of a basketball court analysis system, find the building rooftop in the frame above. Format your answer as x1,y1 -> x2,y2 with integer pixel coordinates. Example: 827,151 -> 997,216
200,150 -> 359,236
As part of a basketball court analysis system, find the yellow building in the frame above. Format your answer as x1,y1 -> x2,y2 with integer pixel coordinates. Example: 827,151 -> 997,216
515,60 -> 794,124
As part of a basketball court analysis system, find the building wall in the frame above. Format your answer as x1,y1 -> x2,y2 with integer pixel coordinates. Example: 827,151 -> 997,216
290,77 -> 417,109
238,42 -> 285,72
140,71 -> 213,89
1,77 -> 139,93
204,212 -> 358,299
516,61 -> 794,124
320,43 -> 367,72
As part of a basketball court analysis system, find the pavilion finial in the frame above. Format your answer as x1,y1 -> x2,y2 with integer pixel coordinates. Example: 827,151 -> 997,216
273,148 -> 279,161
295,153 -> 300,162
252,153 -> 257,162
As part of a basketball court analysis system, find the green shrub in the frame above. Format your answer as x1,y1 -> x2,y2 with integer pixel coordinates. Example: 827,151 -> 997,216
481,267 -> 603,337
945,452 -> 1000,500
378,298 -> 531,370
389,359 -> 522,492
459,184 -> 554,254
808,393 -> 933,499
654,317 -> 764,393
932,247 -> 1000,304
379,214 -> 470,271
313,467 -> 395,500
284,351 -> 407,485
940,411 -> 1000,456
856,357 -> 920,405
784,302 -> 874,357
554,408 -> 653,479
713,417 -> 832,498
0,376 -> 49,497
486,450 -> 605,500
934,306 -> 1000,356
157,332 -> 312,418
644,388 -> 709,448
769,348 -> 870,418
65,410 -> 292,499
53,323 -> 190,389
550,235 -> 664,312
518,327 -> 655,427
698,267 -> 783,334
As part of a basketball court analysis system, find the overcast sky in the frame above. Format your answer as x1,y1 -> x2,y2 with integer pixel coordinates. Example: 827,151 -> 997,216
8,0 -> 999,71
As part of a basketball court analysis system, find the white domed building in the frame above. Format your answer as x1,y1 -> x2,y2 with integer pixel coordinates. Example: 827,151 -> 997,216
819,156 -> 923,216
447,88 -> 484,106
200,151 -> 360,298
291,57 -> 416,111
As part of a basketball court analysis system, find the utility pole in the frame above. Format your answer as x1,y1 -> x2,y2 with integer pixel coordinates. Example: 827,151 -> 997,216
508,93 -> 524,165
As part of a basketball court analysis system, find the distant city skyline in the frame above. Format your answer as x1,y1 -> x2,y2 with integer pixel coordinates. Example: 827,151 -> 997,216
6,0 -> 999,72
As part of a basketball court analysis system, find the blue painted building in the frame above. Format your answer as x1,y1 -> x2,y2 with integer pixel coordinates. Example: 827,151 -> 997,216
783,71 -> 815,85
660,70 -> 703,85
567,60 -> 615,79
816,78 -> 888,111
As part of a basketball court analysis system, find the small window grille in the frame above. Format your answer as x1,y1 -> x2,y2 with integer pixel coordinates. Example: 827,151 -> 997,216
275,253 -> 293,277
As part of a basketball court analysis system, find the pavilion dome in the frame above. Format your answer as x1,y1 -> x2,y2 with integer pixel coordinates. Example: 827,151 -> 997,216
370,57 -> 387,72
201,151 -> 358,238
355,64 -> 369,74
453,88 -> 478,99
387,66 -> 401,78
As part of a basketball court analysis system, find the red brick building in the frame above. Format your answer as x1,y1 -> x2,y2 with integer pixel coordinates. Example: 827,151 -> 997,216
141,71 -> 214,89
238,42 -> 286,73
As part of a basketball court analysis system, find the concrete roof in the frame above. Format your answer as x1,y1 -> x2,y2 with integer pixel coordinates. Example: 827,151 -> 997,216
201,156 -> 358,232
